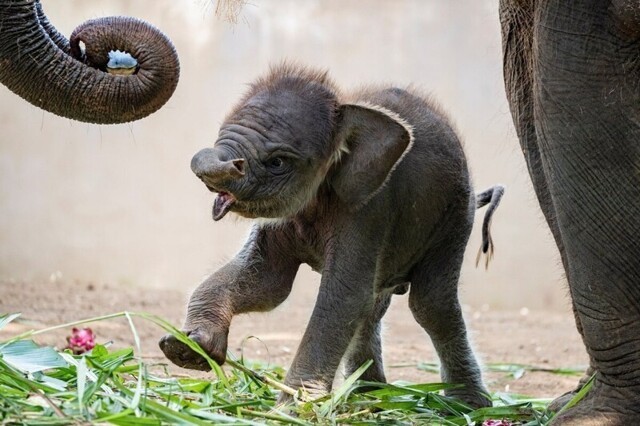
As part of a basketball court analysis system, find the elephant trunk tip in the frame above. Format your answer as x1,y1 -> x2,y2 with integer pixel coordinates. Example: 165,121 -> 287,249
191,148 -> 246,183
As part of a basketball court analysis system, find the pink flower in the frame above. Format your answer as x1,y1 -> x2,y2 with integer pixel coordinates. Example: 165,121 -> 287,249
483,421 -> 512,426
65,327 -> 96,354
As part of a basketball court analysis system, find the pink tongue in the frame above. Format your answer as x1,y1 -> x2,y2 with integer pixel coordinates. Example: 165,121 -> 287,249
212,193 -> 235,221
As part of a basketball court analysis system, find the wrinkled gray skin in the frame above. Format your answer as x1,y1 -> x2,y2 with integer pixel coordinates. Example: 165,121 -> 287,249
0,0 -> 179,124
501,1 -> 640,424
159,64 -> 504,407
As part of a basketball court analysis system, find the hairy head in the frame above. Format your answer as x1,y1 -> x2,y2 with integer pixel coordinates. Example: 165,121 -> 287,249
193,63 -> 341,220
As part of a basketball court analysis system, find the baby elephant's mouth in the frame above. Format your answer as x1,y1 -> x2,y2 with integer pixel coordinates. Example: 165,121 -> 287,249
212,192 -> 236,221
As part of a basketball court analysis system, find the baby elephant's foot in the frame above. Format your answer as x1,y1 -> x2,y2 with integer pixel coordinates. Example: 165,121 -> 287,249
446,386 -> 492,409
343,363 -> 387,393
276,378 -> 331,405
159,325 -> 228,371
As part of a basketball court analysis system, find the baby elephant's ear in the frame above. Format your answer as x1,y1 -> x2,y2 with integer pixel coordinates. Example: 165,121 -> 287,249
331,103 -> 413,209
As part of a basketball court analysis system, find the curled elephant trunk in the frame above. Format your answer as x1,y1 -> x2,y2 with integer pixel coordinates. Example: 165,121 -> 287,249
0,0 -> 180,124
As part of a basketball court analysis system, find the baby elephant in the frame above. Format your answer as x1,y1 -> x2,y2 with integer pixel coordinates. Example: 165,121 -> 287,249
160,64 -> 504,407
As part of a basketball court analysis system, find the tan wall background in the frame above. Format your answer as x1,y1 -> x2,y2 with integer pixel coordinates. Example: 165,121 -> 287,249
0,0 -> 567,310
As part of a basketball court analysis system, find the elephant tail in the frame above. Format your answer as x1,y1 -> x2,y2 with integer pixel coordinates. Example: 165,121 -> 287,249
475,184 -> 505,269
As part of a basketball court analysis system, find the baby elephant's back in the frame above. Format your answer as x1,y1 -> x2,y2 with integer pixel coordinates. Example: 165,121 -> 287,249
345,86 -> 473,222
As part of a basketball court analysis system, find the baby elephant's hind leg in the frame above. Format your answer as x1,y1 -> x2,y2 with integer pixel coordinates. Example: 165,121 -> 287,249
409,245 -> 491,408
342,292 -> 393,384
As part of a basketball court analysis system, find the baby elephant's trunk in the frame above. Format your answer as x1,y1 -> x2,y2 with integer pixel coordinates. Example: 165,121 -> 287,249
191,148 -> 245,183
475,185 -> 506,268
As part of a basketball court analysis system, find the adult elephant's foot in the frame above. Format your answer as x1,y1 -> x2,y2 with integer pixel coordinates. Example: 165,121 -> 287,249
550,379 -> 640,425
547,390 -> 577,414
547,367 -> 595,413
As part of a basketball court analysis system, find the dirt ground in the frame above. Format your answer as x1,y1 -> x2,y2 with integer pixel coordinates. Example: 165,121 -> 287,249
0,278 -> 588,400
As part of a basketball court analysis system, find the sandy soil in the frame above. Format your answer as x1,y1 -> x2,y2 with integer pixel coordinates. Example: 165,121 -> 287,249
0,278 -> 588,399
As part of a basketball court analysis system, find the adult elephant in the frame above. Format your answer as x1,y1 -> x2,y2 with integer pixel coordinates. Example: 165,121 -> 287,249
501,0 -> 639,424
0,0 -> 180,124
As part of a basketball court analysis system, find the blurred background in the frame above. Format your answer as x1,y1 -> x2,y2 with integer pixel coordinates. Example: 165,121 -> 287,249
0,0 -> 567,311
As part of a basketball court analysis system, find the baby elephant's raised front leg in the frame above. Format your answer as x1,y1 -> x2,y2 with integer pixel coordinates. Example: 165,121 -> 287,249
159,225 -> 300,370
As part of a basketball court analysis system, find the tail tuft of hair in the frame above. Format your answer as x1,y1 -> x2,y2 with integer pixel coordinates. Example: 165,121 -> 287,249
475,185 -> 505,269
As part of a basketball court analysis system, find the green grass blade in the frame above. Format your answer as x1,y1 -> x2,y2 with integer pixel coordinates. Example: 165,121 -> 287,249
124,312 -> 145,412
124,312 -> 142,354
2,312 -> 128,345
240,407 -> 311,425
486,363 -> 585,377
547,373 -> 595,422
0,313 -> 21,332
186,408 -> 265,425
31,372 -> 68,391
364,381 -> 458,398
113,376 -> 211,425
415,361 -> 441,374
318,360 -> 372,417
416,361 -> 586,378
130,312 -> 230,388
96,408 -> 162,425
0,340 -> 67,373
77,356 -> 88,412
225,358 -> 298,399
0,311 -> 564,425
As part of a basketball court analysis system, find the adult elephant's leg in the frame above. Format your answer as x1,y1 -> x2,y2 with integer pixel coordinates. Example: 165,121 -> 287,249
532,1 -> 640,423
500,0 -> 571,283
499,0 -> 596,406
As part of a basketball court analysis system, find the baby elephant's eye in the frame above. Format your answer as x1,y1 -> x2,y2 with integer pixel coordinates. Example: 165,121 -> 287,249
267,157 -> 284,169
